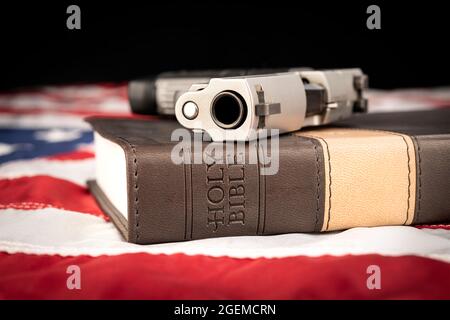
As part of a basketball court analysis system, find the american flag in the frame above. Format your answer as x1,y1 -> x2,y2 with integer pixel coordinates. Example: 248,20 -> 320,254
0,84 -> 449,299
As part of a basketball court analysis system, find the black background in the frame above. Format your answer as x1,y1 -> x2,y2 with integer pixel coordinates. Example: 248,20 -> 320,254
0,1 -> 448,89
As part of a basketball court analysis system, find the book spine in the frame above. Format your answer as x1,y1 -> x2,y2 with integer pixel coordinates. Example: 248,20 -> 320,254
122,135 -> 324,244
123,128 -> 450,244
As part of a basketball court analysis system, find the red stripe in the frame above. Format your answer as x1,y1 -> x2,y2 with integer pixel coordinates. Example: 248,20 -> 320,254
0,107 -> 122,116
0,83 -> 127,101
416,224 -> 450,230
45,150 -> 95,161
0,108 -> 160,121
0,252 -> 448,299
0,176 -> 107,219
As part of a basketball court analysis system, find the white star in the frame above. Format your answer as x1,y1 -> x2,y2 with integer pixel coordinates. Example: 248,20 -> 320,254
0,143 -> 16,156
35,129 -> 82,143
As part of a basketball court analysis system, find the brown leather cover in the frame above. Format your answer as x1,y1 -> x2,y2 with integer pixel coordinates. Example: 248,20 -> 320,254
87,109 -> 450,244
336,111 -> 450,226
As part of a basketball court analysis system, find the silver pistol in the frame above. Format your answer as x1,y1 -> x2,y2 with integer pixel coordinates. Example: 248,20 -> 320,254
174,69 -> 368,141
128,68 -> 298,116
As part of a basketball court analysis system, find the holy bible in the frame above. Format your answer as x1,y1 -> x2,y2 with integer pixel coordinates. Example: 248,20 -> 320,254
87,109 -> 450,244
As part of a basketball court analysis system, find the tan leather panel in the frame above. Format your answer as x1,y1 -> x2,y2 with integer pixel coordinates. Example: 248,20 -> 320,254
297,128 -> 416,231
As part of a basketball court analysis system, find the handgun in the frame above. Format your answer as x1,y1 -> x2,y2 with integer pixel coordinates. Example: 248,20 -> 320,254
174,68 -> 368,141
128,68 -> 310,115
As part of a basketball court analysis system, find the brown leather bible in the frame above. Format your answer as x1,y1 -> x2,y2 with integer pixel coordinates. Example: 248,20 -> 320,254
87,109 -> 450,244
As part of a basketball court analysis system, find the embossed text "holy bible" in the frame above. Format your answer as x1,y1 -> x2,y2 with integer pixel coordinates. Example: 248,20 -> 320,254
206,159 -> 246,232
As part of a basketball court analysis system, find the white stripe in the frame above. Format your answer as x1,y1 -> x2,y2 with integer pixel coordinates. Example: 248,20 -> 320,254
0,84 -> 129,112
367,88 -> 450,113
0,96 -> 129,113
0,208 -> 449,262
0,113 -> 91,130
0,157 -> 94,186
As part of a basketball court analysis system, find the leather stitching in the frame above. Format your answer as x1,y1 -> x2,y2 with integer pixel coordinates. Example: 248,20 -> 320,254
318,137 -> 332,231
385,132 -> 412,225
255,142 -> 261,235
130,145 -> 140,240
118,137 -> 140,242
298,134 -> 331,231
260,143 -> 267,235
332,128 -> 414,225
190,161 -> 194,240
183,163 -> 187,240
310,139 -> 321,232
412,135 -> 422,223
